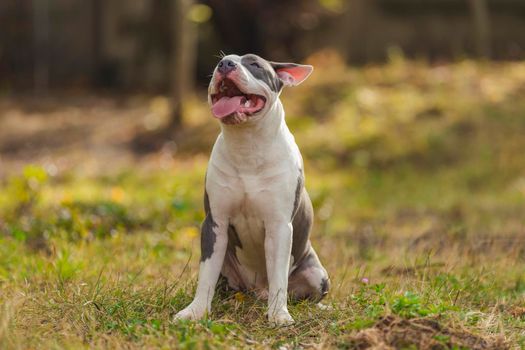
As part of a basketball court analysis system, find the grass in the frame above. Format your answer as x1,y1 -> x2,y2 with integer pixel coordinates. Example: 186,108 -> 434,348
1,55 -> 525,348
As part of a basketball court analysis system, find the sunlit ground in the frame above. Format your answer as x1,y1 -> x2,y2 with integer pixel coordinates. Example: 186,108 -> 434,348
1,53 -> 525,348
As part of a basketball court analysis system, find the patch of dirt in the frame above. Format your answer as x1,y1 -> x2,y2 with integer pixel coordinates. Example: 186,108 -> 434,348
345,315 -> 507,350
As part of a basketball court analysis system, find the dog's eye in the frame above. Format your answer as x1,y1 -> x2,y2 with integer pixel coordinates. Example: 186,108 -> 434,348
250,62 -> 261,68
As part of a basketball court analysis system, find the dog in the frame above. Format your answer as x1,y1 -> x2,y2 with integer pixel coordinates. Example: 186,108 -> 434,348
174,54 -> 330,326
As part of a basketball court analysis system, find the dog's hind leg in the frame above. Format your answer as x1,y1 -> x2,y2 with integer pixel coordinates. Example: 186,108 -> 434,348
289,186 -> 330,301
288,247 -> 330,301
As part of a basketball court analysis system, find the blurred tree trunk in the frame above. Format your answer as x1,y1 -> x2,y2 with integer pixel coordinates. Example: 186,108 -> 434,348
468,0 -> 491,58
170,0 -> 197,130
91,0 -> 102,86
340,0 -> 371,64
32,0 -> 50,94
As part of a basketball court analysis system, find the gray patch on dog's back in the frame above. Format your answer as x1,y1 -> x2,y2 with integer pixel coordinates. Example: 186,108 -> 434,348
291,187 -> 313,264
241,54 -> 282,92
291,170 -> 304,219
201,190 -> 218,262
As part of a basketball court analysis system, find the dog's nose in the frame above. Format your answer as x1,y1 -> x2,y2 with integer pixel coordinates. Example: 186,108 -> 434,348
217,59 -> 236,75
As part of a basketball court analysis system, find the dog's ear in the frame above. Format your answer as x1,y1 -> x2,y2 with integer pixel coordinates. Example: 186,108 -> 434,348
270,62 -> 313,87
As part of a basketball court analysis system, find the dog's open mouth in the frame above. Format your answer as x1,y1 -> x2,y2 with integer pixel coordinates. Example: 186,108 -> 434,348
210,79 -> 266,123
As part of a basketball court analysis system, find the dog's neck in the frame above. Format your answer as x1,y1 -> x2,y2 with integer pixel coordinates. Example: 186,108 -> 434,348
220,99 -> 285,149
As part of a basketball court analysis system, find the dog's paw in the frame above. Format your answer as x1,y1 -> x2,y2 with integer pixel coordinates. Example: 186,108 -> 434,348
268,309 -> 295,327
173,304 -> 207,322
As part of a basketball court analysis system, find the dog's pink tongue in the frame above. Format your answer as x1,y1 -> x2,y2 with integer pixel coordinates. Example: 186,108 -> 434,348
211,96 -> 243,119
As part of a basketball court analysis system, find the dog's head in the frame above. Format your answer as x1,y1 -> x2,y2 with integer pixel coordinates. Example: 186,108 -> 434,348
208,54 -> 313,125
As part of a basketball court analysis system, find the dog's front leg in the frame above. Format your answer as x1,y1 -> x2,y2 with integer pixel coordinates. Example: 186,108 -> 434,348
265,221 -> 294,326
174,216 -> 228,321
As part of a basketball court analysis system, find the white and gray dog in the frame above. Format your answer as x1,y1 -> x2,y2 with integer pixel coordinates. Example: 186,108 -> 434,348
175,54 -> 330,326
